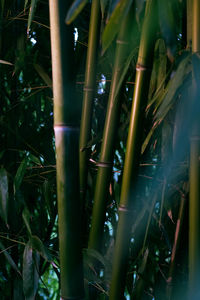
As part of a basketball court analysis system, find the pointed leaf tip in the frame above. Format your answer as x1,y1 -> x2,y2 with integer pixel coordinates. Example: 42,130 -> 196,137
65,0 -> 88,25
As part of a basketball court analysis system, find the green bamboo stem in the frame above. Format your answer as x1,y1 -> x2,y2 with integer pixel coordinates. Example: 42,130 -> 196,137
88,8 -> 134,251
109,1 -> 157,299
79,0 -> 100,203
49,1 -> 84,299
189,0 -> 200,298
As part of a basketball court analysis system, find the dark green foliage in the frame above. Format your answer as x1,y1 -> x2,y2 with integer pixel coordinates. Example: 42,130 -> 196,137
0,0 -> 198,299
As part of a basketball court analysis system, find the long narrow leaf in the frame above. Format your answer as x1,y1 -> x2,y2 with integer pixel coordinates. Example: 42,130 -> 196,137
102,0 -> 133,53
23,243 -> 39,300
65,0 -> 88,24
0,168 -> 9,226
27,0 -> 38,34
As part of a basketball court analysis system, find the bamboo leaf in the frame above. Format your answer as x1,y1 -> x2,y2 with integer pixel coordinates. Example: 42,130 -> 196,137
30,235 -> 52,261
14,157 -> 29,192
22,208 -> 32,237
113,46 -> 137,100
65,0 -> 88,24
0,241 -> 21,275
102,0 -> 133,53
0,59 -> 13,66
27,0 -> 38,34
100,0 -> 108,18
43,180 -> 53,217
34,64 -> 52,88
155,53 -> 191,120
23,243 -> 39,300
24,0 -> 29,10
0,168 -> 9,226
83,248 -> 105,267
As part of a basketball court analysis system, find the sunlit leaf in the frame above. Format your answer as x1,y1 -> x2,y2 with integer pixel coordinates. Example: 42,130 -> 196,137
102,0 -> 133,53
23,243 -> 39,300
65,0 -> 88,24
0,168 -> 9,226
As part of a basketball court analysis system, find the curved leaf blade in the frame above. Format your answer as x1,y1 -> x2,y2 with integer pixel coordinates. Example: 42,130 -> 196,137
102,0 -> 133,53
65,0 -> 88,25
23,243 -> 39,300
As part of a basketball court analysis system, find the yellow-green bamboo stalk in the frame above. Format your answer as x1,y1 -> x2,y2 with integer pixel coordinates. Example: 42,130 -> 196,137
109,1 -> 157,299
79,0 -> 100,204
49,1 -> 84,299
189,0 -> 200,298
88,8 -> 134,251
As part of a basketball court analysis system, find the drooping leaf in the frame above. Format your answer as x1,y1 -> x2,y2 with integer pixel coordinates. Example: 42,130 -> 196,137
100,0 -> 108,19
22,207 -> 32,237
14,157 -> 29,192
30,235 -> 52,261
0,241 -> 21,275
83,248 -> 105,267
27,0 -> 38,34
43,180 -> 53,218
23,243 -> 39,300
155,53 -> 192,120
0,168 -> 9,225
24,0 -> 29,10
113,45 -> 138,100
65,0 -> 88,25
28,153 -> 41,165
34,64 -> 52,89
102,0 -> 133,53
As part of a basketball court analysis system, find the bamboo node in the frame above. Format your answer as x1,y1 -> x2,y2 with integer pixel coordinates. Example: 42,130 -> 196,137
54,125 -> 79,132
136,63 -> 147,71
96,161 -> 112,168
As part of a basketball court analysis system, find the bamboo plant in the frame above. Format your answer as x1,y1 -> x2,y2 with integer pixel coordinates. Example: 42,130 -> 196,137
79,0 -> 101,204
88,7 -> 134,252
108,1 -> 157,299
49,1 -> 84,298
189,0 -> 200,298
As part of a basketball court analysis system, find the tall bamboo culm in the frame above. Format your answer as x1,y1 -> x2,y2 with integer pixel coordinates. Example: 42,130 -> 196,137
109,1 -> 157,299
49,1 -> 84,299
88,8 -> 134,251
79,0 -> 100,204
189,1 -> 200,296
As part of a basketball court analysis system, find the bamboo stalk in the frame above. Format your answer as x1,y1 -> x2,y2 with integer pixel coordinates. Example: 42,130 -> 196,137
88,7 -> 134,251
49,1 -> 84,299
166,188 -> 186,299
79,0 -> 100,204
189,0 -> 200,298
109,1 -> 157,299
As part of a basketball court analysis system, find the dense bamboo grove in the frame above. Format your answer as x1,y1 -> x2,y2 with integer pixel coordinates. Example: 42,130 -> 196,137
0,0 -> 200,299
